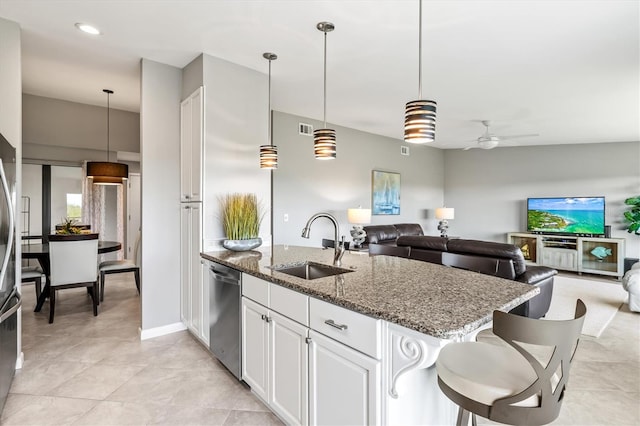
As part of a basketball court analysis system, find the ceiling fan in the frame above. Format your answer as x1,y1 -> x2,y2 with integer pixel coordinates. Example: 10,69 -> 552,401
463,120 -> 539,150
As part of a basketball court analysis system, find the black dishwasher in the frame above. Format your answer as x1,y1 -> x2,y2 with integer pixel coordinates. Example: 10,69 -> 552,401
208,261 -> 242,380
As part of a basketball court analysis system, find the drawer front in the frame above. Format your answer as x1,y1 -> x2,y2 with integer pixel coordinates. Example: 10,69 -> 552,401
309,298 -> 381,359
270,283 -> 309,326
242,274 -> 270,306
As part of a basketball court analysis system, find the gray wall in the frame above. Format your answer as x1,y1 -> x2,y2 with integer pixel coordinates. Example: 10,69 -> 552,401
272,111 -> 445,246
443,142 -> 640,258
140,58 -> 182,331
22,94 -> 139,165
183,54 -> 271,251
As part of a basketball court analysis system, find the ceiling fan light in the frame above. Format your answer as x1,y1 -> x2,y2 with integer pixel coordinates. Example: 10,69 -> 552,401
259,145 -> 278,169
404,99 -> 437,144
313,128 -> 336,160
75,23 -> 101,35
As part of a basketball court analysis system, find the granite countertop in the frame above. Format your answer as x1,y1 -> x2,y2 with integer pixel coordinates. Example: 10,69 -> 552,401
201,245 -> 539,339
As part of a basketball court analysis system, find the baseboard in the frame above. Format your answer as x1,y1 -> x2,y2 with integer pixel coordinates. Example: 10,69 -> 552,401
139,321 -> 187,341
15,351 -> 24,369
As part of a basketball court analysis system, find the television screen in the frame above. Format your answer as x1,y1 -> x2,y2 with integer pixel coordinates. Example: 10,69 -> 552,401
527,197 -> 605,235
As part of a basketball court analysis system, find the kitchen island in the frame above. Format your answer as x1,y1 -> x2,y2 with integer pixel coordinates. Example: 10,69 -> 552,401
201,245 -> 539,425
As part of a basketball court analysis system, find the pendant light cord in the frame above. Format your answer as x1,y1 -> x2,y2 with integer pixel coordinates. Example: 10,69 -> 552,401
106,90 -> 111,162
323,29 -> 327,129
418,0 -> 423,100
268,58 -> 272,146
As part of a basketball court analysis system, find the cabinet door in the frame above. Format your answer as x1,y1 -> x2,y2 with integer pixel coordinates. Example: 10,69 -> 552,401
242,297 -> 269,402
180,86 -> 204,202
270,311 -> 308,426
308,330 -> 381,426
180,205 -> 191,327
189,205 -> 204,341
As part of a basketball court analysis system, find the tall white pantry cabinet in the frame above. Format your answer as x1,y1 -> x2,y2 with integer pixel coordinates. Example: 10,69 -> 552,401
180,87 -> 208,346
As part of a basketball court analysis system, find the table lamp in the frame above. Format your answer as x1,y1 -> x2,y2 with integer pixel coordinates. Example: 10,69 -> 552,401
348,207 -> 371,248
435,207 -> 454,238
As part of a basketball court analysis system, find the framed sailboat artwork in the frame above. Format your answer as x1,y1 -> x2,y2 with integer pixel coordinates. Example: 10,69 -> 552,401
371,170 -> 400,215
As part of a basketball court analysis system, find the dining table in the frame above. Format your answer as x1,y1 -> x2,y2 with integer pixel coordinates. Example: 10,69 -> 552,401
21,240 -> 122,312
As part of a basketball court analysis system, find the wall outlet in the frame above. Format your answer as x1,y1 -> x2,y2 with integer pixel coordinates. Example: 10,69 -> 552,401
283,213 -> 289,222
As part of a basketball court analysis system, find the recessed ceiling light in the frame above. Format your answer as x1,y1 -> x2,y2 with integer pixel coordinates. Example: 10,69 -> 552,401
75,23 -> 101,35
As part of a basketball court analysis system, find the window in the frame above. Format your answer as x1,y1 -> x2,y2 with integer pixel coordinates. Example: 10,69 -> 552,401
66,193 -> 82,220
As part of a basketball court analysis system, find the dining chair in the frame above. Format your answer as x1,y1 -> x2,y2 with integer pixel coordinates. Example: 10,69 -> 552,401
436,299 -> 586,426
98,231 -> 140,302
47,233 -> 99,323
21,266 -> 44,299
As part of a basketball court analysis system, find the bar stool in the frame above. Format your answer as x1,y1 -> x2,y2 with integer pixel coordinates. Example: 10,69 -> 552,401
436,299 -> 586,426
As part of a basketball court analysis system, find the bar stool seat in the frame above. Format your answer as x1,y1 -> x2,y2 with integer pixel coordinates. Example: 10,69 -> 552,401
437,341 -> 540,408
436,299 -> 586,426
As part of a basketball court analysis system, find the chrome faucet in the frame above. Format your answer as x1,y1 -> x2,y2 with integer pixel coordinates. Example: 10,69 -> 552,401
301,212 -> 346,266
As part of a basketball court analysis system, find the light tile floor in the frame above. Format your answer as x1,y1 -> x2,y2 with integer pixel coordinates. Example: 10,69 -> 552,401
3,273 -> 639,425
3,274 -> 282,425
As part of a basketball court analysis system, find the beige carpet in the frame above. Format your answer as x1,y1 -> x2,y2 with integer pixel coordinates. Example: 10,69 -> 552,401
545,274 -> 627,337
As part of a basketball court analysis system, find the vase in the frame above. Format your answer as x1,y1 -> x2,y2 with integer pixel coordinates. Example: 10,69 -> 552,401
222,238 -> 262,252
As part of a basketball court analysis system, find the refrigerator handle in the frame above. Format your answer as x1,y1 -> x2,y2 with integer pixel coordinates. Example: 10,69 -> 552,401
0,288 -> 21,324
0,158 -> 15,293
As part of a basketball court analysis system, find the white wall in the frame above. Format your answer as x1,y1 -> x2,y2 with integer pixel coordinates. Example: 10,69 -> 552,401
198,54 -> 271,251
140,58 -> 182,331
443,142 -> 640,258
272,111 -> 445,246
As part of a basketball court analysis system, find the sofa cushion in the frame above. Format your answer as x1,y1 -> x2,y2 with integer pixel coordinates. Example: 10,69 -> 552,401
447,239 -> 527,276
397,235 -> 448,251
363,225 -> 398,244
394,223 -> 424,237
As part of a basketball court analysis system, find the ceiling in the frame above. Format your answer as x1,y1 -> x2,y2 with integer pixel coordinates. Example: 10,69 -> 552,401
1,0 -> 638,149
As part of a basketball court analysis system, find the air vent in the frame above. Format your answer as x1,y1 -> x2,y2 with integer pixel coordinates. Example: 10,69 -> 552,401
401,146 -> 410,156
299,123 -> 313,136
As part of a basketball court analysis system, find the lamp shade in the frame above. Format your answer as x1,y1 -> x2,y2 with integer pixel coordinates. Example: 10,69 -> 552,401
259,145 -> 278,169
347,208 -> 371,224
86,161 -> 128,185
435,207 -> 455,220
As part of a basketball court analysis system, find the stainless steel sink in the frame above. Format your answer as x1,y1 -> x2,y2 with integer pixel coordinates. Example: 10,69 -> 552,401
271,261 -> 353,280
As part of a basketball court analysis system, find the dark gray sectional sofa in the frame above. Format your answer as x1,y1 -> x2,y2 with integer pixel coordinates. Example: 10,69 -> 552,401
363,224 -> 556,319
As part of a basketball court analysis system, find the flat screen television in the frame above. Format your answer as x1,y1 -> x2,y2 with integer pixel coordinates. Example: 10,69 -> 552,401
527,197 -> 605,236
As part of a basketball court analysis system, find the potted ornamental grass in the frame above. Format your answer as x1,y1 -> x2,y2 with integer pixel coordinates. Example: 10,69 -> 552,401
220,193 -> 265,251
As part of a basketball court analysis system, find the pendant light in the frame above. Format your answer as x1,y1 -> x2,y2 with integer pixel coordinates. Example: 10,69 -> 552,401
260,52 -> 278,169
314,21 -> 336,160
86,89 -> 129,184
404,0 -> 437,144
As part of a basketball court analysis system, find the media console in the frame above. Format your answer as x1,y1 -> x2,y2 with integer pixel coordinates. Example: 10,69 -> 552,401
507,233 -> 625,279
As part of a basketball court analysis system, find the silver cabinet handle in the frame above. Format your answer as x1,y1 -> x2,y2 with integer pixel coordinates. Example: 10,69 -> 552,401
324,319 -> 348,331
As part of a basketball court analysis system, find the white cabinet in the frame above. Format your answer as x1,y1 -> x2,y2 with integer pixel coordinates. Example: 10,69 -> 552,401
242,274 -> 382,425
180,204 -> 207,345
180,86 -> 204,202
242,296 -> 269,401
270,311 -> 309,425
508,232 -> 626,278
308,330 -> 381,426
241,276 -> 309,425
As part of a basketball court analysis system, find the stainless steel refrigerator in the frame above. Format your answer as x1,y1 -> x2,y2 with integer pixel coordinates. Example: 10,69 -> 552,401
0,132 -> 18,414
